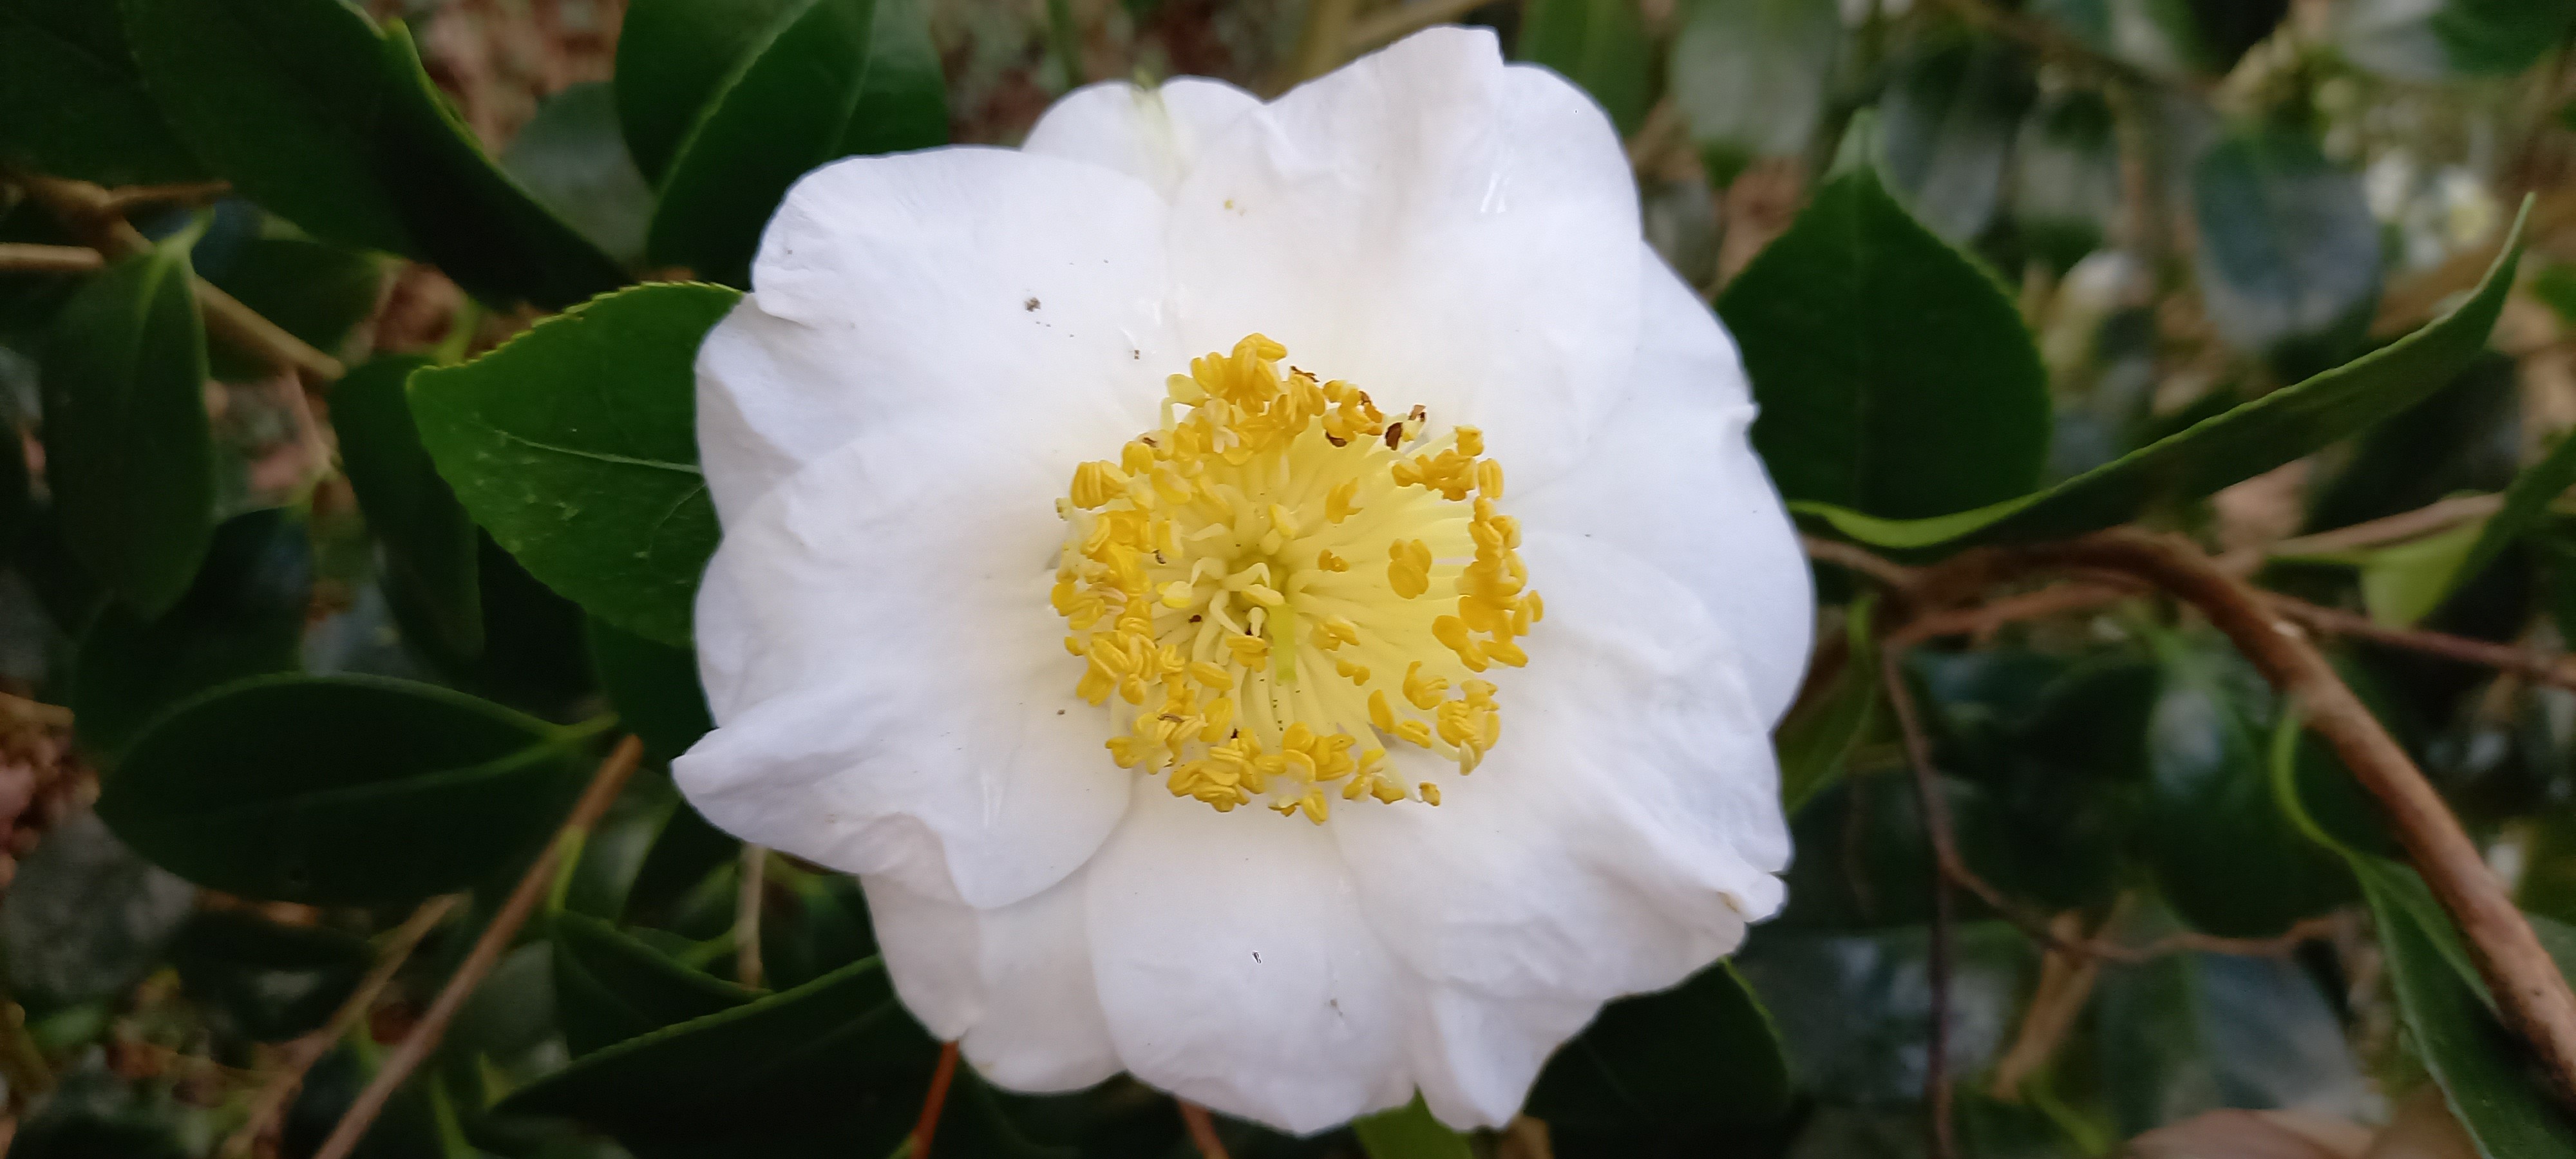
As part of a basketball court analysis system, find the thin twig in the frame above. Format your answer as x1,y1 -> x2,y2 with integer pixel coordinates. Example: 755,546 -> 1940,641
11,173 -> 344,386
0,243 -> 102,274
1803,534 -> 1922,590
2265,596 -> 2576,690
1877,641 -> 1957,1159
95,180 -> 232,217
310,737 -> 644,1159
0,692 -> 71,731
1990,914 -> 2102,1101
735,844 -> 767,989
909,1040 -> 961,1159
2001,531 -> 2576,1112
221,896 -> 458,1158
2259,494 -> 2505,565
1341,0 -> 1490,53
1929,0 -> 2154,88
1179,1100 -> 1233,1159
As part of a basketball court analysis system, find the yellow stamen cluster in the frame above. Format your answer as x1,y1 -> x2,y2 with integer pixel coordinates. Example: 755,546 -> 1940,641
1049,334 -> 1540,822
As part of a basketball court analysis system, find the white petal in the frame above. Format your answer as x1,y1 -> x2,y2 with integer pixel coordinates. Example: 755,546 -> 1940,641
866,871 -> 1123,1092
1332,527 -> 1788,1118
1162,26 -> 1643,489
1084,791 -> 1415,1133
696,147 -> 1178,526
1515,248 -> 1814,724
1402,986 -> 1595,1129
677,413 -> 1134,909
1021,77 -> 1261,198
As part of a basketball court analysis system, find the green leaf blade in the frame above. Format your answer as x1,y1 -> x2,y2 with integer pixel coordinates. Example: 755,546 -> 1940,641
40,237 -> 215,616
1719,166 -> 2052,522
408,282 -> 739,647
97,675 -> 591,904
1799,196 -> 2532,556
645,0 -> 880,287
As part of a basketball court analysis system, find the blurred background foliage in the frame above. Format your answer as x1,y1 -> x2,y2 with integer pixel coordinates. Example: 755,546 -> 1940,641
3,0 -> 2576,1156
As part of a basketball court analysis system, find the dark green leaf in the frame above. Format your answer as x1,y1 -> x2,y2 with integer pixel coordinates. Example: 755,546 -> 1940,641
759,862 -> 878,989
1774,604 -> 1880,815
0,0 -> 207,185
199,237 -> 383,380
97,675 -> 596,903
408,283 -> 736,648
2093,925 -> 2368,1135
71,507 -> 309,756
122,0 -> 627,307
503,82 -> 656,267
1879,36 -> 2037,243
2359,857 -> 2576,1159
587,616 -> 712,763
169,910 -> 371,1042
0,811 -> 196,1012
2012,89 -> 2122,271
39,232 -> 214,616
500,954 -> 937,1154
2336,0 -> 2576,79
1737,921 -> 2038,1106
553,911 -> 757,1057
1719,165 -> 2050,520
1352,1098 -> 1472,1159
1527,961 -> 1792,1129
121,0 -> 412,255
645,0 -> 879,286
842,0 -> 949,158
2142,630 -> 2351,937
1795,198 -> 2528,554
334,355 -> 482,661
1667,0 -> 1840,182
1517,0 -> 1654,137
371,23 -> 631,309
2192,126 -> 2382,375
614,0 -> 800,183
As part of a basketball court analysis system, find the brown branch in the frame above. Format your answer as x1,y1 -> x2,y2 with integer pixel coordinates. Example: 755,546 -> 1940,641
910,1040 -> 960,1159
2264,596 -> 2576,690
1804,534 -> 1922,590
1996,530 -> 2576,1112
1878,641 -> 1958,1159
220,896 -> 458,1158
11,173 -> 344,386
95,180 -> 232,217
310,737 -> 644,1159
0,243 -> 102,274
1991,914 -> 2101,1101
2257,494 -> 2505,565
1179,1100 -> 1233,1159
0,692 -> 71,731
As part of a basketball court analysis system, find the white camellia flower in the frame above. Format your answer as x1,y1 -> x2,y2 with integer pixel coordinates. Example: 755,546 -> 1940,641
674,26 -> 1810,1134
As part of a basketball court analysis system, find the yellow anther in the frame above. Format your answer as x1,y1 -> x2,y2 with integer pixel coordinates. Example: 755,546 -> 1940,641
1403,661 -> 1448,710
1420,782 -> 1441,806
1326,479 -> 1362,523
1070,462 -> 1132,509
1187,661 -> 1234,690
1053,334 -> 1538,820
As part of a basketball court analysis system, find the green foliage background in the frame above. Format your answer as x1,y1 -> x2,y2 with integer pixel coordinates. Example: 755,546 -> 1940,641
3,0 -> 2576,1156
